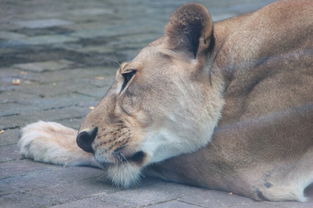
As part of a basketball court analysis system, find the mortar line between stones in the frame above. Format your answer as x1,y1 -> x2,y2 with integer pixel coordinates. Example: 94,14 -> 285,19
177,199 -> 210,208
139,198 -> 181,208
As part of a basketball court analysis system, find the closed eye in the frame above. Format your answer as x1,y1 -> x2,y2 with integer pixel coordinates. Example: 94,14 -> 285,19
121,69 -> 137,92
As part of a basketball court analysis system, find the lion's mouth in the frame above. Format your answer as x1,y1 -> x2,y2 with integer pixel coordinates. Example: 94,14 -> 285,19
112,150 -> 146,165
127,151 -> 146,163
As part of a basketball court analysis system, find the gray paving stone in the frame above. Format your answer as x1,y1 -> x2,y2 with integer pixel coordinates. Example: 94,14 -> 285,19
0,89 -> 97,114
0,160 -> 48,180
0,102 -> 29,117
60,118 -> 82,129
70,24 -> 157,40
0,144 -> 19,163
16,79 -> 97,97
70,28 -> 116,39
16,67 -> 115,84
29,177 -> 117,206
69,8 -> 115,16
64,21 -> 118,31
267,201 -> 313,208
11,26 -> 74,37
0,23 -> 21,32
178,189 -> 313,208
50,197 -> 119,208
74,45 -> 116,54
1,165 -> 103,194
0,102 -> 20,116
0,31 -> 27,40
0,191 -> 62,208
0,68 -> 27,91
18,35 -> 78,45
97,181 -> 183,207
29,93 -> 97,111
0,48 -> 16,55
0,105 -> 87,130
0,182 -> 17,197
75,84 -> 111,98
0,90 -> 39,105
14,59 -> 74,72
0,67 -> 29,81
178,187 -> 254,208
15,19 -> 72,29
0,129 -> 20,146
96,193 -> 138,208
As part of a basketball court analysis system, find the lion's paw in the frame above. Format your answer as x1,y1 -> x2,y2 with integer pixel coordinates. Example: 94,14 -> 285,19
18,121 -> 78,165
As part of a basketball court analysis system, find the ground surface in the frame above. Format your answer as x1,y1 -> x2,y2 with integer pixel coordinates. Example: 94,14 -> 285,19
1,0 -> 313,207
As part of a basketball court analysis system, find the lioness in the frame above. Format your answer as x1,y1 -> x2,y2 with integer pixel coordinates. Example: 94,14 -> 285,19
18,0 -> 313,202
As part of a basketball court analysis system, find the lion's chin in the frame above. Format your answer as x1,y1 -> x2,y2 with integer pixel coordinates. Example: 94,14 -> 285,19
106,163 -> 142,188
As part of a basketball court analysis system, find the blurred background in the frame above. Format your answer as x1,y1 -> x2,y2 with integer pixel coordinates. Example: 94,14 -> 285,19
0,0 -> 275,68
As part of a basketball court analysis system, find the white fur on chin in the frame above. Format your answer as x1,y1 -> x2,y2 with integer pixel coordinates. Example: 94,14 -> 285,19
106,163 -> 142,188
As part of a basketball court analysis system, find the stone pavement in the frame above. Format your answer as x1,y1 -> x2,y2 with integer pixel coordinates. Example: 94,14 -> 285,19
1,0 -> 313,207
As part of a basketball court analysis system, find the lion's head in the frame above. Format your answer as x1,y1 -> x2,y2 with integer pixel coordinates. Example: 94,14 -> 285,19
76,3 -> 224,187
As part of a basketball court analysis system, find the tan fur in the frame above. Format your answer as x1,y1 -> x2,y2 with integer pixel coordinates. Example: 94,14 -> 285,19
19,0 -> 313,201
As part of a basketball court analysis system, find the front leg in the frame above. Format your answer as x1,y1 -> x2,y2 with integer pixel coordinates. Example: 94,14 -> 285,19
19,121 -> 100,167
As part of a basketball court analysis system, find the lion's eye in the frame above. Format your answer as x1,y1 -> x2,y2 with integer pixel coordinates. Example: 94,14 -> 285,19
121,70 -> 136,91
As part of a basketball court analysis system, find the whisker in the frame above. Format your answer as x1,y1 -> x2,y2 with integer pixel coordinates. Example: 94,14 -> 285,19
110,59 -> 122,68
120,152 -> 129,164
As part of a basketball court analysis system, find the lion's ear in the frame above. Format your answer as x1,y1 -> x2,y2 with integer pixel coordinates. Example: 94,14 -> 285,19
165,3 -> 213,58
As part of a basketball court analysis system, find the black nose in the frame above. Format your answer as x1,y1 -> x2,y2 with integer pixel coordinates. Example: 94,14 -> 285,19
76,127 -> 98,153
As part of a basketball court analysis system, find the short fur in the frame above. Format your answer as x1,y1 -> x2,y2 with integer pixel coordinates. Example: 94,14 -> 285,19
19,0 -> 313,201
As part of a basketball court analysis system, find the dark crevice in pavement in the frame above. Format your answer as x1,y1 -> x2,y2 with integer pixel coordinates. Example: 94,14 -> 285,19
73,91 -> 99,98
78,36 -> 112,47
0,142 -> 18,147
12,26 -> 75,36
1,113 -> 20,117
0,158 -> 18,164
0,99 -> 28,105
177,200 -> 208,208
2,126 -> 20,131
19,89 -> 76,98
41,103 -> 86,111
0,100 -> 20,104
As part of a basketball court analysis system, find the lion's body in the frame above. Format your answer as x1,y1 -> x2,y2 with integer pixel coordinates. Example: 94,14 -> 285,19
19,0 -> 313,201
148,0 -> 313,201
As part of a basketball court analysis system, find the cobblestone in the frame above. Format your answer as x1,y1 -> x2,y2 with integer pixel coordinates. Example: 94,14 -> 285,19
50,198 -> 116,208
96,183 -> 182,207
1,0 -> 312,207
0,129 -> 20,146
15,19 -> 72,29
14,60 -> 74,72
0,31 -> 27,40
0,144 -> 19,163
17,35 -> 79,45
